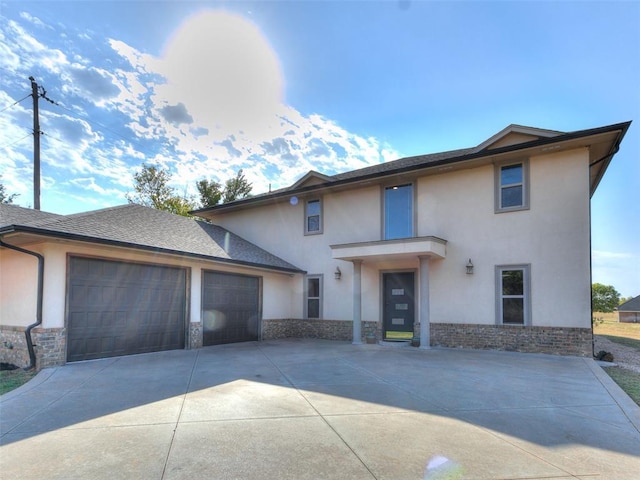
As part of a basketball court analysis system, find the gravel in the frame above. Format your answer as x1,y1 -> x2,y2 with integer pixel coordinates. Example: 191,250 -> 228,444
594,335 -> 640,374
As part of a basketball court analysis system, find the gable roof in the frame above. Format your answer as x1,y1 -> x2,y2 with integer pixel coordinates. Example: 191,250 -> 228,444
192,121 -> 630,217
618,295 -> 640,312
0,203 -> 302,274
476,124 -> 563,151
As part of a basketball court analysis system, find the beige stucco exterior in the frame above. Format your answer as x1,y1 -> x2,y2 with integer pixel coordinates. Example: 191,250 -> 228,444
204,146 -> 592,331
0,239 -> 298,332
1,249 -> 39,328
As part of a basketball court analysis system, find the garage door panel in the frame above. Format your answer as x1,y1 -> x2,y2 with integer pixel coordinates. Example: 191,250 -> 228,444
67,257 -> 186,362
202,272 -> 260,346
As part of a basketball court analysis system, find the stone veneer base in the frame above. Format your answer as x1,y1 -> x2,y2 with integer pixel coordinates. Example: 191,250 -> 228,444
429,323 -> 593,357
0,325 -> 32,368
189,322 -> 203,349
262,319 -> 379,343
1,321 -> 593,372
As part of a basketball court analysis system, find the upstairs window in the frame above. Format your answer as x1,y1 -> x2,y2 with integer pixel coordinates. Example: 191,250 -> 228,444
384,184 -> 413,240
305,275 -> 322,319
305,199 -> 322,235
495,160 -> 529,212
496,265 -> 531,325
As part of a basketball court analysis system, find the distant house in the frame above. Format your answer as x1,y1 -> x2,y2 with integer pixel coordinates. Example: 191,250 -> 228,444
618,296 -> 640,323
0,121 -> 631,369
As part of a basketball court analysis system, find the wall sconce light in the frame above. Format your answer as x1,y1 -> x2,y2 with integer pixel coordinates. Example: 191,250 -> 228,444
466,259 -> 474,275
334,267 -> 342,280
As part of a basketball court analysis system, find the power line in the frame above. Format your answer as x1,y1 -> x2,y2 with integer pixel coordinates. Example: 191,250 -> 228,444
0,133 -> 31,150
0,94 -> 31,114
40,130 -> 67,145
50,100 -> 144,147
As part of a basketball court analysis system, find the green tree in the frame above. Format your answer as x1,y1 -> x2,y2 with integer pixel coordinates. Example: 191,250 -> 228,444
164,195 -> 196,217
0,178 -> 18,204
196,178 -> 223,207
222,169 -> 252,203
619,296 -> 633,306
592,283 -> 620,313
127,164 -> 195,217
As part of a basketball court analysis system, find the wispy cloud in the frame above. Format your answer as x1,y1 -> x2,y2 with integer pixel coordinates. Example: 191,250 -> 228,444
0,9 -> 397,214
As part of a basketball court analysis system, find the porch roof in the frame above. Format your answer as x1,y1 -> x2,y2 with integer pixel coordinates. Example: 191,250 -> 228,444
330,236 -> 447,262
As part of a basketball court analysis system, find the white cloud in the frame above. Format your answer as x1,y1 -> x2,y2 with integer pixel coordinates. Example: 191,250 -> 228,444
69,177 -> 123,197
3,20 -> 69,75
19,12 -> 46,28
1,9 -> 398,215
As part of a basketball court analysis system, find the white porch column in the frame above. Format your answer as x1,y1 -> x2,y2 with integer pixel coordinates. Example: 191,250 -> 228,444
352,259 -> 363,344
419,255 -> 430,349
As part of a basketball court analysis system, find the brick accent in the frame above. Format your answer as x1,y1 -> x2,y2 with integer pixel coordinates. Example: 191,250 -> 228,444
32,328 -> 66,369
0,325 -> 31,368
429,323 -> 593,357
263,319 -> 379,343
189,322 -> 203,349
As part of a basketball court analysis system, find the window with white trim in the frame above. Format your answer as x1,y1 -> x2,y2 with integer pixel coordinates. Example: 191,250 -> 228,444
305,275 -> 322,319
496,265 -> 531,325
495,160 -> 529,212
305,199 -> 322,235
384,184 -> 413,240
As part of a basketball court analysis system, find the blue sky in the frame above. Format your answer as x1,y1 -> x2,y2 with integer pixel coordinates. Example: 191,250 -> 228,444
0,1 -> 638,297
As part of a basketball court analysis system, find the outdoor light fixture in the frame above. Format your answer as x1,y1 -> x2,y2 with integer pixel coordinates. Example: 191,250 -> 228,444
334,267 -> 342,280
466,259 -> 474,275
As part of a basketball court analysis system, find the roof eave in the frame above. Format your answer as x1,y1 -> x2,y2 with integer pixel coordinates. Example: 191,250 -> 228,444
194,121 -> 632,218
0,226 -> 304,275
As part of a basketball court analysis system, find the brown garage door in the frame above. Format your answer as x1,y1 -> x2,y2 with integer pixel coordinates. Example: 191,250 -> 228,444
202,271 -> 260,346
67,257 -> 186,362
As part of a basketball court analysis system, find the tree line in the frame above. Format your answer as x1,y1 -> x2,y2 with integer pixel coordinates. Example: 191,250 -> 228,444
126,164 -> 252,216
1,166 -> 252,217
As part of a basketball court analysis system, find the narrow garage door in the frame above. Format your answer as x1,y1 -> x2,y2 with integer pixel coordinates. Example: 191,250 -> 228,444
202,271 -> 260,346
67,257 -> 186,362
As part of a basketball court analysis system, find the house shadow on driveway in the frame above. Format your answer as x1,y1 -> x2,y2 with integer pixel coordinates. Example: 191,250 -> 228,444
1,339 -> 639,479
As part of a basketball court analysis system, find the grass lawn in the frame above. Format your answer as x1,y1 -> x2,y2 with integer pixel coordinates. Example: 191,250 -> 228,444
593,312 -> 640,406
593,311 -> 640,349
0,369 -> 36,396
604,367 -> 640,406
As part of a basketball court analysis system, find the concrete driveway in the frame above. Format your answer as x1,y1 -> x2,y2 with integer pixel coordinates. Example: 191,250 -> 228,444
1,339 -> 639,479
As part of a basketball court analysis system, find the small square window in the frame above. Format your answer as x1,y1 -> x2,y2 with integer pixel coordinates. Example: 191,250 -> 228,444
305,199 -> 322,235
495,161 -> 529,212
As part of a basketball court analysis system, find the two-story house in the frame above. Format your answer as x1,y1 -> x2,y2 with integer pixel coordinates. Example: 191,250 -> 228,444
193,121 -> 631,357
0,121 -> 630,369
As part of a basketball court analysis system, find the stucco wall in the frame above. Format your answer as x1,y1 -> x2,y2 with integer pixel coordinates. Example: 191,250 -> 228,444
0,240 -> 298,331
422,148 -> 591,328
208,147 -> 592,331
209,186 -> 381,322
0,248 -> 39,328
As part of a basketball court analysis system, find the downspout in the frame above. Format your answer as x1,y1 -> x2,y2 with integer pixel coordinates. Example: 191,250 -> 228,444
0,238 -> 44,370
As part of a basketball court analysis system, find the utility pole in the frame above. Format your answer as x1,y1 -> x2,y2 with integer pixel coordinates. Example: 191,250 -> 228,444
29,76 -> 41,210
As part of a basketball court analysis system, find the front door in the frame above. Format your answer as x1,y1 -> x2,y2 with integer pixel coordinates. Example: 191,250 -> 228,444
383,272 -> 415,340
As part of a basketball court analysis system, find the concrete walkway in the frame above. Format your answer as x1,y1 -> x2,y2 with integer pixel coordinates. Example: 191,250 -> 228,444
1,339 -> 639,479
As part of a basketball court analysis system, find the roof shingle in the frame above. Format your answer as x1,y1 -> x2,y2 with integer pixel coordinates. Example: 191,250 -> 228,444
0,203 -> 302,273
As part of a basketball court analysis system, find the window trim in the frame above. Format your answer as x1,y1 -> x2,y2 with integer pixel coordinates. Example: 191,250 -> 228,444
494,159 -> 530,213
382,182 -> 415,240
304,198 -> 323,235
495,264 -> 531,326
304,274 -> 323,319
